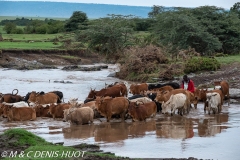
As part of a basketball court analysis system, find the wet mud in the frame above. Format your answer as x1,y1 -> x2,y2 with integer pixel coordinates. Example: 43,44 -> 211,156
0,65 -> 240,159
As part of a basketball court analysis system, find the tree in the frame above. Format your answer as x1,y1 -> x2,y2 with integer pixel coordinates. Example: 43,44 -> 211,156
64,11 -> 88,32
76,14 -> 135,57
148,5 -> 165,18
3,22 -> 16,34
230,2 -> 240,18
151,7 -> 222,56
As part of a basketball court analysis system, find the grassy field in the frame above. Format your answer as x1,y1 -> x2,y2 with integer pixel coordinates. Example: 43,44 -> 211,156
0,41 -> 62,49
0,16 -> 67,22
216,55 -> 240,64
1,33 -> 63,41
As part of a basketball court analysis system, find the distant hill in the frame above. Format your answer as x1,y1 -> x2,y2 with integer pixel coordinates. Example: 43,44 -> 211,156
0,1 -> 152,19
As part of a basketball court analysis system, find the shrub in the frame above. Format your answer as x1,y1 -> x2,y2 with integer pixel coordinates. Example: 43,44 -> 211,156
215,53 -> 227,57
184,57 -> 220,73
116,45 -> 168,82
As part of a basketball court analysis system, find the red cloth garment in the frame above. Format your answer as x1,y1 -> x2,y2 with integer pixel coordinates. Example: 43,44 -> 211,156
181,79 -> 195,93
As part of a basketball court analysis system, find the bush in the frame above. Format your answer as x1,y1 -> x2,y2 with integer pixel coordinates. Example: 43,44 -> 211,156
215,53 -> 228,57
184,57 -> 220,73
116,45 -> 168,82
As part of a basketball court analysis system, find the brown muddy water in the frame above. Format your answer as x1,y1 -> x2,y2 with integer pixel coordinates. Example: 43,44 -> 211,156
0,64 -> 240,159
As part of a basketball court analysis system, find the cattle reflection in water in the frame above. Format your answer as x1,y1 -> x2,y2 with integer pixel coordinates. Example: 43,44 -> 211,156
197,113 -> 229,137
62,125 -> 95,139
61,113 -> 229,143
128,120 -> 156,138
94,122 -> 129,143
156,116 -> 194,139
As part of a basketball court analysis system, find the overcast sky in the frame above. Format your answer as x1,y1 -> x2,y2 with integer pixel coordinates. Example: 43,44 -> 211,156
3,0 -> 239,9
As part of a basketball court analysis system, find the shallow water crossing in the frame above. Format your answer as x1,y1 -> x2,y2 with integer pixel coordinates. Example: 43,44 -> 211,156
0,65 -> 240,159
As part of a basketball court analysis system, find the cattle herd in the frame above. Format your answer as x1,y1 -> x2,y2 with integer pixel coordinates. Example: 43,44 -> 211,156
0,80 -> 230,125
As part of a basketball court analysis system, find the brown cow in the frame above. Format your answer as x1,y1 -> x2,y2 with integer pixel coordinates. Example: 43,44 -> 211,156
63,107 -> 94,125
106,82 -> 128,97
95,96 -> 129,122
0,89 -> 23,103
7,107 -> 36,121
193,88 -> 208,109
87,85 -> 123,99
34,104 -> 52,117
214,80 -> 230,106
129,83 -> 148,95
28,91 -> 60,105
128,101 -> 157,121
48,103 -> 71,119
152,85 -> 174,92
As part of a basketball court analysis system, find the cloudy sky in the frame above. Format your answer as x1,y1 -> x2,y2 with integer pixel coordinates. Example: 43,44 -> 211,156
2,0 -> 239,9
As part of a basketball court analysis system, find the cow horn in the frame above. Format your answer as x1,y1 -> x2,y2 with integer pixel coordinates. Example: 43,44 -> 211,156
12,89 -> 18,95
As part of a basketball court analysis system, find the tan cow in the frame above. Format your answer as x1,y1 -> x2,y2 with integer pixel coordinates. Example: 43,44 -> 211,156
128,101 -> 157,121
63,107 -> 94,125
129,83 -> 148,95
95,96 -> 129,122
28,91 -> 60,105
48,103 -> 71,119
7,106 -> 36,121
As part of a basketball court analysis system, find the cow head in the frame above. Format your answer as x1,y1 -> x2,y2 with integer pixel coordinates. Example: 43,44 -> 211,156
87,89 -> 97,99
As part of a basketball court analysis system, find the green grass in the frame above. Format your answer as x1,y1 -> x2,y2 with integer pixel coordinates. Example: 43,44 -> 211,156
2,128 -> 124,160
0,41 -> 62,49
1,33 -> 63,41
4,128 -> 49,146
215,54 -> 240,64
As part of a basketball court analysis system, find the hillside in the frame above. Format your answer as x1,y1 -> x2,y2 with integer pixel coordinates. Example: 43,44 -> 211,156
0,1 -> 152,19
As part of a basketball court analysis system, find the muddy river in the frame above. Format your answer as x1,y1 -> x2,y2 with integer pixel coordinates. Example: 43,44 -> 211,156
0,64 -> 240,159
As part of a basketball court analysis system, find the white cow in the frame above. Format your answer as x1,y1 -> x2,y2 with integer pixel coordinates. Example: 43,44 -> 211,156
129,97 -> 152,105
206,92 -> 221,114
161,93 -> 187,116
2,101 -> 29,108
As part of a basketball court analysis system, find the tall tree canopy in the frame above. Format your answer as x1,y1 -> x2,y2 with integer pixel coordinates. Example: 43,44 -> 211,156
64,11 -> 88,32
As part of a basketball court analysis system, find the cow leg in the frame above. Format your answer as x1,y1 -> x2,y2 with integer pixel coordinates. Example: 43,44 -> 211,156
107,116 -> 111,122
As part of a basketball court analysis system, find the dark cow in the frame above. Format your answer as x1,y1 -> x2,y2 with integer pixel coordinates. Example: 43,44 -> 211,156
128,94 -> 145,100
0,89 -> 24,103
148,82 -> 180,90
146,93 -> 162,113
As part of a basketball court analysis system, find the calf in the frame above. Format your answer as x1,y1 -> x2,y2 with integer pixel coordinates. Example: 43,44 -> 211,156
7,106 -> 36,121
95,96 -> 129,122
128,101 -> 157,121
63,107 -> 94,125
48,103 -> 71,119
206,92 -> 222,115
161,93 -> 187,116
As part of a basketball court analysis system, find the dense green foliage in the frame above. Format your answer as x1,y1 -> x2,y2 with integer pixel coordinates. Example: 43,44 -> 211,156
150,6 -> 240,55
184,57 -> 221,73
1,3 -> 240,55
64,11 -> 88,32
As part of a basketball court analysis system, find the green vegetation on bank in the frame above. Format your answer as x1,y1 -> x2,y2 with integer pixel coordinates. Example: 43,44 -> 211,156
1,3 -> 240,82
2,128 -> 127,160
